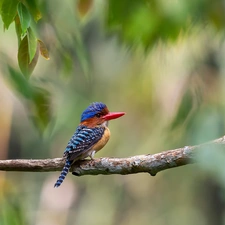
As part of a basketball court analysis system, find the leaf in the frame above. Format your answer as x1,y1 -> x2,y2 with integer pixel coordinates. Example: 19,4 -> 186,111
32,87 -> 51,131
38,39 -> 50,60
18,34 -> 39,78
24,0 -> 41,22
17,2 -> 31,34
7,66 -> 51,131
14,14 -> 22,46
77,0 -> 93,18
7,65 -> 33,99
27,27 -> 37,62
1,0 -> 18,29
0,0 -> 3,11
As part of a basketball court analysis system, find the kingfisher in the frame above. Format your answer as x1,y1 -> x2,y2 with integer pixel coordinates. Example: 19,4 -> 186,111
54,102 -> 125,188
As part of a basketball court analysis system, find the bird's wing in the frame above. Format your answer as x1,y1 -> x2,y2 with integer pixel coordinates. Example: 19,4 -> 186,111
64,125 -> 105,161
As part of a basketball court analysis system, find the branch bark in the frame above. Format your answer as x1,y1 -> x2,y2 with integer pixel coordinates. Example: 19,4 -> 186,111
0,135 -> 225,176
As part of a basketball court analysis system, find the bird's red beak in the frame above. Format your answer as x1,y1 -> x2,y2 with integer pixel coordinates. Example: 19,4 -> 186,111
102,112 -> 125,121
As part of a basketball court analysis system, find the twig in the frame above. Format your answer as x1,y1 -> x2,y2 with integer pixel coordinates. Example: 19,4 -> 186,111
0,135 -> 225,176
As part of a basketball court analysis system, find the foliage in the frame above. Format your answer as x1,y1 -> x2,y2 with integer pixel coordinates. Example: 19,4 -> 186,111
0,0 -> 48,79
0,0 -> 50,130
106,0 -> 225,48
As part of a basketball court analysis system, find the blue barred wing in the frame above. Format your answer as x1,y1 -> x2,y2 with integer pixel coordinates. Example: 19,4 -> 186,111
64,125 -> 105,161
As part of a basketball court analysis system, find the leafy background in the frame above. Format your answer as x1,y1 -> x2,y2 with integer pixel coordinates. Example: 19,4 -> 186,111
1,0 -> 225,225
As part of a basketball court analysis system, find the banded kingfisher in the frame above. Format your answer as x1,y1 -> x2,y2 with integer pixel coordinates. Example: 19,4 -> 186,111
54,102 -> 125,188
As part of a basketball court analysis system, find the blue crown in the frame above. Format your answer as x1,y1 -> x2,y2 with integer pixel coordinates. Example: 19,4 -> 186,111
80,102 -> 106,122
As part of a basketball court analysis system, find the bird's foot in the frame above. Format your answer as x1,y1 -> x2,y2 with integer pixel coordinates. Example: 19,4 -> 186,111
90,151 -> 96,160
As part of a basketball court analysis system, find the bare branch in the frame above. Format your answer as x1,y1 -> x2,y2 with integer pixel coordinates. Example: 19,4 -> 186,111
0,135 -> 225,176
0,158 -> 65,172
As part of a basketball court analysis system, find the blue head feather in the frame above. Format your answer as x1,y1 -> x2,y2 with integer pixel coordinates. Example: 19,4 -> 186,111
80,102 -> 107,122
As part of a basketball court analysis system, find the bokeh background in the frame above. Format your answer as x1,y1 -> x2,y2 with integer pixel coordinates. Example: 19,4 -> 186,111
1,0 -> 225,225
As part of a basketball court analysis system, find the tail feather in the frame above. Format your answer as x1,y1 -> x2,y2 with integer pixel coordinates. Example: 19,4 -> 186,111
54,160 -> 71,188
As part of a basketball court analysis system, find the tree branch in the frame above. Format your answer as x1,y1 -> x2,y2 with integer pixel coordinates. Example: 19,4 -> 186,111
0,136 -> 225,176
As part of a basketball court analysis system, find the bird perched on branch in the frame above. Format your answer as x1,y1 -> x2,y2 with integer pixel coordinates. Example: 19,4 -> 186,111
54,102 -> 125,187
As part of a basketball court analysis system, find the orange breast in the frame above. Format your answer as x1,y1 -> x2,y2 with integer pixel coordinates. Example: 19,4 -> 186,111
92,127 -> 111,152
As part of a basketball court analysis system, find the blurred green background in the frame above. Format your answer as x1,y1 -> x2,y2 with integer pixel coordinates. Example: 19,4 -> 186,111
1,0 -> 225,224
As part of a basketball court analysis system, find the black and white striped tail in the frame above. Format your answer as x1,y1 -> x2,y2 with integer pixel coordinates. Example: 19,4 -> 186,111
54,160 -> 71,188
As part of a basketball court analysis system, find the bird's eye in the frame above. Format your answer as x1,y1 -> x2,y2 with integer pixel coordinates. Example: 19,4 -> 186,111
96,113 -> 101,118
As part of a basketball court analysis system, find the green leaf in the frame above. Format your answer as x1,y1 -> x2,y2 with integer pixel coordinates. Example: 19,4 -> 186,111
7,65 -> 33,99
7,66 -> 51,131
32,87 -> 51,131
18,34 -> 39,78
17,2 -> 31,34
24,0 -> 41,22
15,14 -> 22,46
1,0 -> 18,29
0,0 -> 3,11
27,27 -> 37,62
